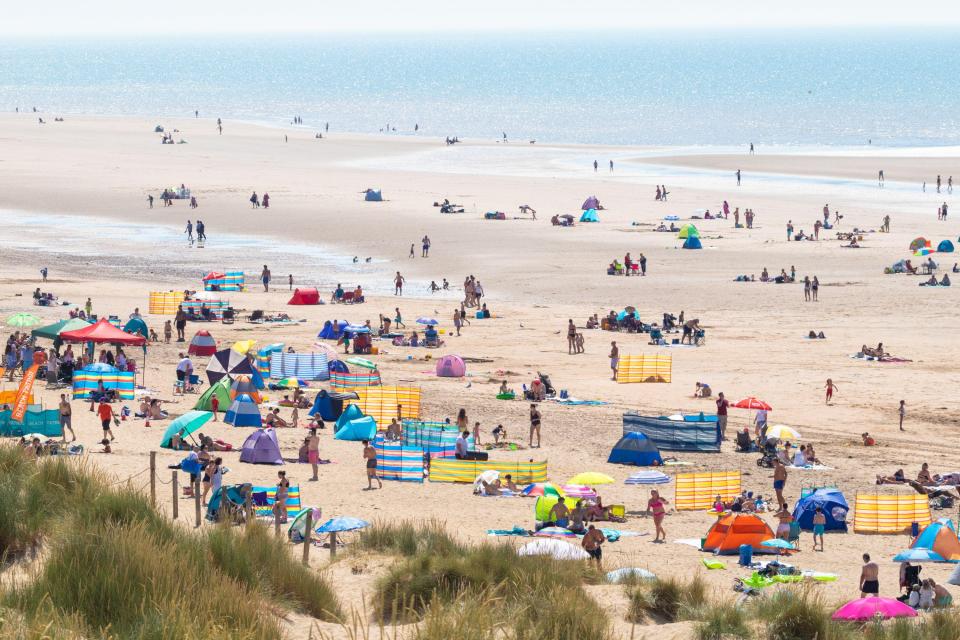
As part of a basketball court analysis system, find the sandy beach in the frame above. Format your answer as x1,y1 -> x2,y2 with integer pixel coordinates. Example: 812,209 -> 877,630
3,113 -> 960,638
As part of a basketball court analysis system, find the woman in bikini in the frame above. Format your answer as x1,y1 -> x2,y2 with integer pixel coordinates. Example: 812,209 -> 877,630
647,490 -> 670,543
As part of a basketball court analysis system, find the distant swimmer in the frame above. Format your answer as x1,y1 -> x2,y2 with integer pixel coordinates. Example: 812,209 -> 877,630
736,169 -> 741,186
749,142 -> 755,154
593,160 -> 598,173
879,169 -> 884,187
609,160 -> 614,173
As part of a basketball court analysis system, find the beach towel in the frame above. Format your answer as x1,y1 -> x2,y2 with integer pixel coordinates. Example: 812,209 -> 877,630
551,398 -> 608,406
850,354 -> 913,363
788,464 -> 834,471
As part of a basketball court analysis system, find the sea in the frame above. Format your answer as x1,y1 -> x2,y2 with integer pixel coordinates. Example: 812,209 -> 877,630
1,29 -> 959,147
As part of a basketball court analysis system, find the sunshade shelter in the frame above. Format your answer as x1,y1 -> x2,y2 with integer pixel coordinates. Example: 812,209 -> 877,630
239,428 -> 283,464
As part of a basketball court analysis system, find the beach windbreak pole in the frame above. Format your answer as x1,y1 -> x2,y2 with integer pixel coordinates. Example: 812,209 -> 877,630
12,364 -> 39,422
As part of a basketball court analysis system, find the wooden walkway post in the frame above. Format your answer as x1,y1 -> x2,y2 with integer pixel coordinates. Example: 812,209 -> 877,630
302,511 -> 313,565
194,478 -> 202,527
171,470 -> 179,519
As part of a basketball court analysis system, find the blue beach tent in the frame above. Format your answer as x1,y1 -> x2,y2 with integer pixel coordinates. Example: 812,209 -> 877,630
938,239 -> 955,253
580,208 -> 599,223
682,236 -> 703,250
607,432 -> 663,466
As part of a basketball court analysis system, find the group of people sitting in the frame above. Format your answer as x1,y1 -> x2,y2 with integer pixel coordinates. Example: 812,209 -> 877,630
919,273 -> 951,286
434,199 -> 464,213
32,288 -> 59,306
759,267 -> 796,283
331,284 -> 365,304
713,491 -> 770,514
542,495 -> 624,531
134,396 -> 168,420
653,222 -> 680,232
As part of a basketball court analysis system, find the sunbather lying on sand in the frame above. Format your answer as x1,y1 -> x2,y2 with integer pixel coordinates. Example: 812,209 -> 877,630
876,469 -> 905,484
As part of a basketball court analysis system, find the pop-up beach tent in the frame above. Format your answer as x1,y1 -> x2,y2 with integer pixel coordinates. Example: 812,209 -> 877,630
288,288 -> 320,305
224,393 -> 263,427
938,240 -> 955,253
364,189 -> 383,202
682,236 -> 703,249
188,330 -> 217,356
334,416 -> 378,441
581,196 -> 600,210
702,514 -> 776,554
318,320 -> 350,340
435,354 -> 466,377
910,518 -> 960,561
194,376 -> 231,411
607,432 -> 663,466
239,429 -> 283,464
310,389 -> 359,421
580,208 -> 599,222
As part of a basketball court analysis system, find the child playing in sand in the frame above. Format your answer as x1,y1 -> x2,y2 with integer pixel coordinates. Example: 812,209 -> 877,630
163,320 -> 172,344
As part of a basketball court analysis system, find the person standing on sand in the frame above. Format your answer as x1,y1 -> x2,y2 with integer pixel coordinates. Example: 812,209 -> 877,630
58,393 -> 75,443
308,428 -> 320,481
147,194 -> 154,208
772,458 -> 787,506
274,470 -> 290,524
899,400 -> 906,431
647,489 -> 669,542
362,440 -> 382,489
825,378 -> 838,404
567,319 -> 577,354
804,276 -> 811,301
609,341 -> 619,381
409,244 -> 415,258
288,274 -> 293,291
261,265 -> 271,292
453,309 -> 462,336
529,404 -> 541,448
394,307 -> 405,328
736,169 -> 741,186
715,392 -> 729,440
883,214 -> 891,232
879,169 -> 884,186
609,160 -> 614,173
639,253 -> 647,276
937,175 -> 942,193
174,305 -> 187,341
421,235 -> 431,257
85,297 -> 93,318
812,507 -> 826,551
860,554 -> 880,597
582,525 -> 604,563
787,220 -> 794,241
811,276 -> 819,301
593,160 -> 598,172
250,192 -> 259,208
394,271 -> 405,295
749,142 -> 755,154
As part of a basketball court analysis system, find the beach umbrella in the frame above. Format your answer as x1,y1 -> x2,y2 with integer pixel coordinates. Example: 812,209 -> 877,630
202,272 -> 226,281
206,348 -> 252,385
313,342 -> 340,362
518,539 -> 590,561
625,471 -> 671,485
160,410 -> 212,448
534,526 -> 578,539
733,397 -> 772,411
568,472 -> 614,485
344,324 -> 370,335
287,507 -> 322,541
315,516 -> 370,533
416,317 -> 439,326
761,538 -> 797,551
909,237 -> 929,252
832,597 -> 918,621
31,318 -> 92,340
560,484 -> 598,499
914,248 -> 936,256
6,313 -> 42,328
232,339 -> 257,354
473,469 -> 500,493
520,482 -> 565,498
606,568 -> 656,583
893,548 -> 946,563
83,362 -> 119,373
346,357 -> 377,370
277,377 -> 308,389
765,425 -> 801,440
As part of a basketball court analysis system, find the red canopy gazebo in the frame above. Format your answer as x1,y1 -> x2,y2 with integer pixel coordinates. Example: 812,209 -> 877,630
60,318 -> 146,345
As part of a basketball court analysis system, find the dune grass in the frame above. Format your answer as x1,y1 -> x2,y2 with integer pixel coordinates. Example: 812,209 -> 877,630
627,574 -> 709,623
0,444 -> 341,639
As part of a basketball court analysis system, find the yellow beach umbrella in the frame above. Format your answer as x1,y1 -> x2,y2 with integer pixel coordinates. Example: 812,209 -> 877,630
568,472 -> 615,485
765,425 -> 801,440
231,339 -> 257,354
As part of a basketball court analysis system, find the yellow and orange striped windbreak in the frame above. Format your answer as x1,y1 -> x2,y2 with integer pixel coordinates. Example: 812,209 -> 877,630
616,354 -> 672,383
347,386 -> 421,424
675,471 -> 741,510
853,494 -> 932,534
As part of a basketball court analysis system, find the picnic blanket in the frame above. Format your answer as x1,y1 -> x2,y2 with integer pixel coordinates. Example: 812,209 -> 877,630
850,354 -> 913,363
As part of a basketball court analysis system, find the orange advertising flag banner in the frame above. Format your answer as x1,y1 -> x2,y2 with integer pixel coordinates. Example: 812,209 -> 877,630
12,364 -> 39,422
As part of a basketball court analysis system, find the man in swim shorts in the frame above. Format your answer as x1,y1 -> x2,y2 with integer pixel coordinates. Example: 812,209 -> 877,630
307,428 -> 320,481
549,497 -> 570,528
812,507 -> 826,551
860,554 -> 879,597
362,440 -> 382,490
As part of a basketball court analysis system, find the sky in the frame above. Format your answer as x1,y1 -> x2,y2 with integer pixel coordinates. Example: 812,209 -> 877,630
7,1 -> 960,36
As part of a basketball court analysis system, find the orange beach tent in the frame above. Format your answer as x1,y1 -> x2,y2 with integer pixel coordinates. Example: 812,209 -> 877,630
911,518 -> 960,562
702,513 -> 775,555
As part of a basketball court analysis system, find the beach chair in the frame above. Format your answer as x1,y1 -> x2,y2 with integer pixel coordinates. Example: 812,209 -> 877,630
341,291 -> 355,304
221,307 -> 235,324
787,522 -> 801,545
609,504 -> 626,520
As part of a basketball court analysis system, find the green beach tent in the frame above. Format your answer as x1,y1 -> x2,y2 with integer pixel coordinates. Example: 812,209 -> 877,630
160,411 -> 212,449
194,376 -> 231,411
123,317 -> 149,339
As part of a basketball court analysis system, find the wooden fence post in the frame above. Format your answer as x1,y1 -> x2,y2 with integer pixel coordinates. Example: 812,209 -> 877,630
302,511 -> 313,565
172,470 -> 179,519
149,451 -> 157,507
194,477 -> 202,527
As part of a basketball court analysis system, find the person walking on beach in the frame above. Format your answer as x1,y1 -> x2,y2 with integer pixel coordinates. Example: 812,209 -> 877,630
185,220 -> 193,245
174,305 -> 187,341
899,400 -> 906,431
749,142 -> 755,154
812,507 -> 826,551
421,235 -> 431,257
409,243 -> 415,258
593,160 -> 598,172
811,276 -> 819,301
147,194 -> 154,208
394,271 -> 405,296
582,525 -> 604,563
825,378 -> 838,404
787,220 -> 794,241
609,159 -> 614,173
567,319 -> 577,354
250,191 -> 259,208
860,554 -> 880,597
661,185 -> 668,201
609,341 -> 619,381
949,176 -> 954,194
58,393 -> 75,443
394,307 -> 405,328
639,253 -> 647,276
362,440 -> 382,490
261,265 -> 271,292
736,169 -> 741,186
262,193 -> 270,208
937,175 -> 942,193
98,398 -> 116,442
879,169 -> 884,186
647,489 -> 669,543
804,276 -> 811,301
196,220 -> 205,242
529,404 -> 541,448
716,392 -> 729,440
307,428 -> 320,481
773,458 -> 787,506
